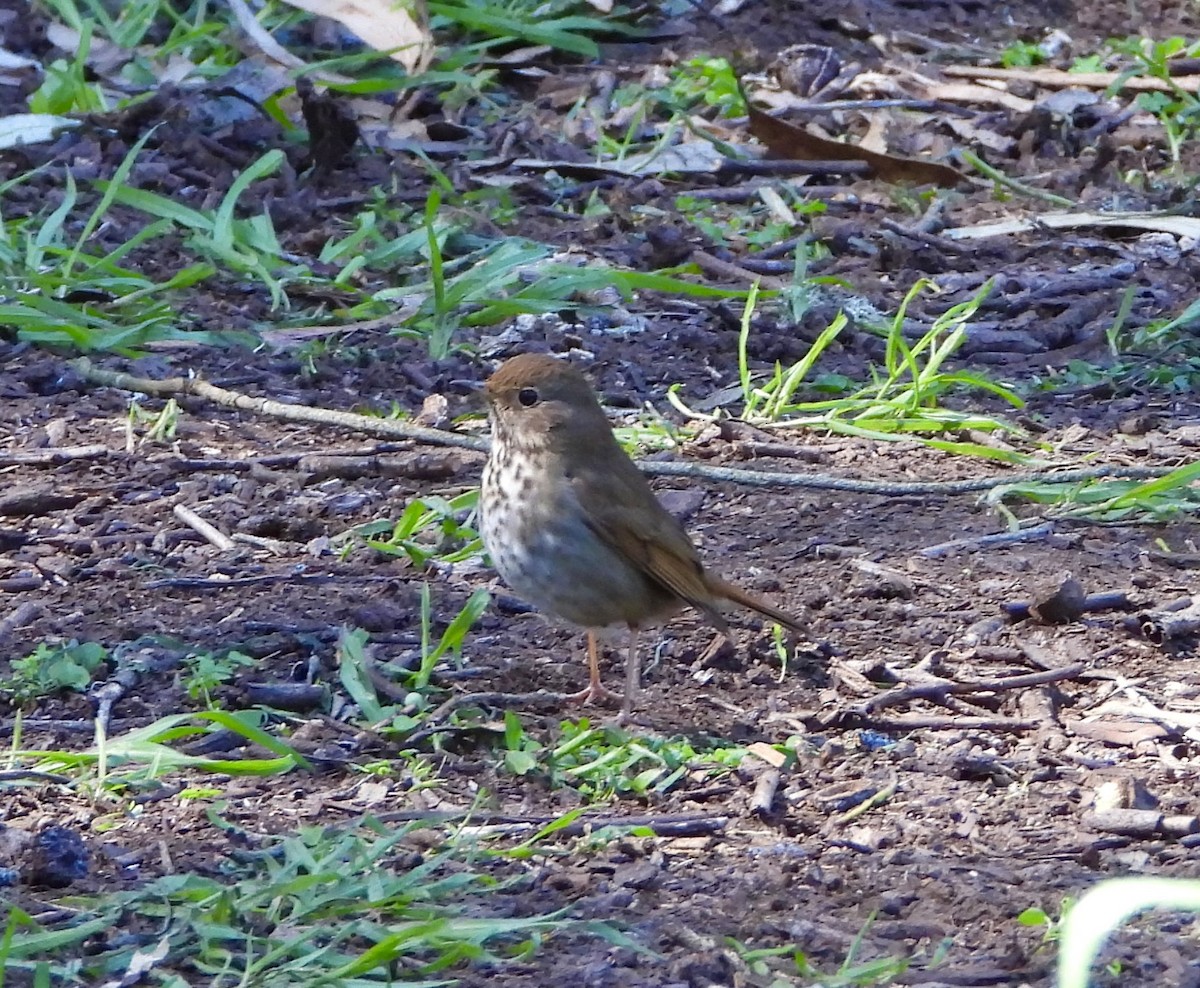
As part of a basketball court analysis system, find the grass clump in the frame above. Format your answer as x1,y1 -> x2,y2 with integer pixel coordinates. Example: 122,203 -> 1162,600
676,274 -> 1029,463
498,712 -> 752,799
11,709 -> 311,790
0,816 -> 592,985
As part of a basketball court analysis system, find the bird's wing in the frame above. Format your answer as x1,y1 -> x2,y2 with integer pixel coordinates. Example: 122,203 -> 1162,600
570,467 -> 726,627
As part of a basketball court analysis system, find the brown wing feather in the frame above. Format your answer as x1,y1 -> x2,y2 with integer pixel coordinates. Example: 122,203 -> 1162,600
570,459 -> 728,628
571,439 -> 803,634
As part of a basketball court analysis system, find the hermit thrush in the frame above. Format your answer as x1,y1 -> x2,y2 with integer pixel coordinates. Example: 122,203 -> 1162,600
480,353 -> 803,720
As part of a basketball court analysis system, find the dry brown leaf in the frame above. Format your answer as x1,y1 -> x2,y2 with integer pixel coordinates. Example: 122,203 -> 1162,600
943,117 -> 1015,154
859,112 -> 889,154
745,98 -> 964,188
277,0 -> 432,73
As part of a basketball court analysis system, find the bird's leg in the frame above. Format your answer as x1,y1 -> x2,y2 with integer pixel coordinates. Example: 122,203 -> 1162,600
616,626 -> 641,725
565,630 -> 621,706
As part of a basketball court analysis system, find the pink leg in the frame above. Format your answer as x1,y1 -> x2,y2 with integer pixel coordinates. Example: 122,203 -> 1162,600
565,630 -> 621,707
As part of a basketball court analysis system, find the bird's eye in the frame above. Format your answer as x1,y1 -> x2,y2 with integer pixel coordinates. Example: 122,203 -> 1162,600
517,387 -> 540,407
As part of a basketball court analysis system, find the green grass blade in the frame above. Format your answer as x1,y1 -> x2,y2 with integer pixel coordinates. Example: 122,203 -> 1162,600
1100,459 -> 1200,510
98,183 -> 215,230
65,127 -> 157,277
212,149 -> 285,256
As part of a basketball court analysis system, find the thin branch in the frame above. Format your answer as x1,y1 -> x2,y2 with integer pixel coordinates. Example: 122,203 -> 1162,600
73,358 -> 487,452
920,522 -> 1055,558
0,444 -> 111,466
173,504 -> 235,551
862,662 -> 1086,714
75,358 -> 1182,496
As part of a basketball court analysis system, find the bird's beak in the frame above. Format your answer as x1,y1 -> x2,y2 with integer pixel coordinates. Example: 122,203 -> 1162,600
463,384 -> 489,415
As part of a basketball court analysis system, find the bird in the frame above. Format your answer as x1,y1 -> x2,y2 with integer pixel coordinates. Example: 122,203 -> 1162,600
479,352 -> 803,721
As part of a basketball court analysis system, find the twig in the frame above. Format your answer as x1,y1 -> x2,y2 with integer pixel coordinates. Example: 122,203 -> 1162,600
0,601 -> 42,645
242,683 -> 329,712
851,714 -> 1037,731
226,0 -> 306,68
959,148 -> 1075,207
1148,550 -> 1200,570
1083,809 -> 1199,838
692,249 -> 788,289
749,769 -> 781,816
833,772 -> 897,825
643,460 -> 1178,496
943,63 -> 1200,95
1138,599 -> 1200,643
731,440 -> 826,460
172,504 -> 235,551
0,770 -> 73,784
165,449 -> 473,480
231,532 -> 291,554
0,444 -> 111,466
716,158 -> 873,178
1003,589 -> 1134,621
775,98 -> 972,114
862,663 -> 1086,714
73,358 -> 487,452
919,522 -> 1055,558
224,0 -> 359,83
0,718 -> 146,735
143,573 -> 402,589
90,679 -> 127,737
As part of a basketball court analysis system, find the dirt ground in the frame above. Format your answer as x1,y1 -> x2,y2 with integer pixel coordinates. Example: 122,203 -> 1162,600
4,0 -> 1200,984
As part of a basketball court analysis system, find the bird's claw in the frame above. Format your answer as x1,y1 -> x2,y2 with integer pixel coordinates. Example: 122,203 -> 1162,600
564,682 -> 622,707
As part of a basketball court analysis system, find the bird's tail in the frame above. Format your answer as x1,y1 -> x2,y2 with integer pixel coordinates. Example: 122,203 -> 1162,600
710,577 -> 805,633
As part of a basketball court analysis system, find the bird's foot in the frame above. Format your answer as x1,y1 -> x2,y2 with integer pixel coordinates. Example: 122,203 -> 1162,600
606,706 -> 633,729
564,681 -> 622,707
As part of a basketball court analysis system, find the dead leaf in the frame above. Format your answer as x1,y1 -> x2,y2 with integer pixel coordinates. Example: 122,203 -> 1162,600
746,741 -> 787,768
46,21 -> 129,77
227,0 -> 308,69
510,140 -> 728,178
744,93 -> 963,187
944,116 -> 1015,154
0,113 -> 80,149
276,0 -> 432,74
